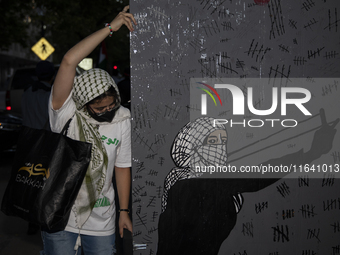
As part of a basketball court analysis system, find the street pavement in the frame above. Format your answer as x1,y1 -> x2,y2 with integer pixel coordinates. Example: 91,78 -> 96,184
0,152 -> 43,255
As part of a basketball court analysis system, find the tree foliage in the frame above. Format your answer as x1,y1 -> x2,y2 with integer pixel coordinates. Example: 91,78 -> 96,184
1,0 -> 130,71
0,0 -> 33,50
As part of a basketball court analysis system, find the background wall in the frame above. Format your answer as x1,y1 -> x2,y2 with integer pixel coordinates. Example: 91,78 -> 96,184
130,0 -> 340,254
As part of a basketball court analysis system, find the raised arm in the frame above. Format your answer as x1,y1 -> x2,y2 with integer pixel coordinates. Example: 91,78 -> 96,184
52,5 -> 137,110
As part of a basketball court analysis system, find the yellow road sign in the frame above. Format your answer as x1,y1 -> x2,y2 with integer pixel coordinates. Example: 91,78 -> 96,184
31,37 -> 55,60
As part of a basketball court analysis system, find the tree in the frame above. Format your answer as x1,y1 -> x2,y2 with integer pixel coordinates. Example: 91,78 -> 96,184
0,0 -> 130,72
0,0 -> 33,50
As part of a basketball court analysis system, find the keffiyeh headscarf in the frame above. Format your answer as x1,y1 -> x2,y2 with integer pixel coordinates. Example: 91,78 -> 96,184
71,68 -> 130,228
161,117 -> 228,211
171,117 -> 228,169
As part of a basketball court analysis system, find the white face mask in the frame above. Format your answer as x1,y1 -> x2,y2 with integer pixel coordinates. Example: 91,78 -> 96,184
191,144 -> 228,168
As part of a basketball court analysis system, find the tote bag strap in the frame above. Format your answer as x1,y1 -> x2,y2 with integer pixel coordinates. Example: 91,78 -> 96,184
41,116 -> 74,134
60,115 -> 74,135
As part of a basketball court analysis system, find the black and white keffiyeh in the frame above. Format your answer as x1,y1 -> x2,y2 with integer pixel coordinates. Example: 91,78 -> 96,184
70,68 -> 130,228
162,117 -> 228,212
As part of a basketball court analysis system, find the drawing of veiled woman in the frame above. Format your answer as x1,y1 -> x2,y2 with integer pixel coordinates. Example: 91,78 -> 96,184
161,117 -> 243,213
158,117 -> 244,255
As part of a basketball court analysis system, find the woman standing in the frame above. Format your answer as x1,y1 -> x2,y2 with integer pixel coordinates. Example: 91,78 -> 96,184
41,6 -> 137,255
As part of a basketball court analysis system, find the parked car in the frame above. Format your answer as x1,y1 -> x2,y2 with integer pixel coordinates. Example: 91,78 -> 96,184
6,66 -> 36,115
0,111 -> 22,152
3,65 -> 86,116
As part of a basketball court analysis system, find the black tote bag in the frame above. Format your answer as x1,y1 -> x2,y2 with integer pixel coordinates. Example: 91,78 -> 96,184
1,119 -> 92,231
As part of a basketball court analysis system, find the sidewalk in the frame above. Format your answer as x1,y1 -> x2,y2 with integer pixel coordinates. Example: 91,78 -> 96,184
0,152 -> 43,255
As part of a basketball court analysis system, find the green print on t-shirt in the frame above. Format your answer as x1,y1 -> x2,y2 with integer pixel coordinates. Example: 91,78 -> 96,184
94,196 -> 111,208
101,135 -> 119,146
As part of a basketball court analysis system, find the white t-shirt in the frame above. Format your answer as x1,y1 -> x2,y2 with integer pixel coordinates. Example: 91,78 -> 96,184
49,91 -> 131,236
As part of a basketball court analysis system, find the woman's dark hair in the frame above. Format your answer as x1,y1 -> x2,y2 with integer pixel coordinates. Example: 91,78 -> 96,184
87,86 -> 120,106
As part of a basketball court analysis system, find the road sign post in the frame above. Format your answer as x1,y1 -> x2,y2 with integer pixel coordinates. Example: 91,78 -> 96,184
31,37 -> 55,60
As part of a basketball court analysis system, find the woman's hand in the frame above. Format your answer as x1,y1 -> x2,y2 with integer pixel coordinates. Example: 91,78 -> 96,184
110,5 -> 137,32
119,211 -> 133,238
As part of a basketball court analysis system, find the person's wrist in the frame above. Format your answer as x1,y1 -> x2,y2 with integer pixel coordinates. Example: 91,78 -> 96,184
105,23 -> 113,37
119,209 -> 130,214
